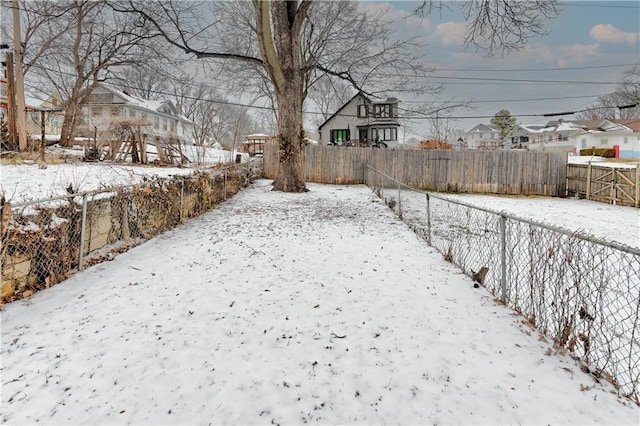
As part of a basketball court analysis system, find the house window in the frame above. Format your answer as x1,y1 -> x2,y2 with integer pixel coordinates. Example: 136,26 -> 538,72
371,127 -> 397,141
624,137 -> 628,144
357,105 -> 368,118
479,133 -> 483,139
581,138 -> 587,148
162,118 -> 168,131
373,104 -> 391,118
600,138 -> 608,146
90,92 -> 113,103
154,117 -> 159,128
330,129 -> 349,143
91,106 -> 102,116
129,110 -> 136,118
111,106 -> 122,116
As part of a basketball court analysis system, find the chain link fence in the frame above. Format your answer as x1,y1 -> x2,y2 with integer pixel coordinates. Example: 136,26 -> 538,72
364,165 -> 640,404
1,162 -> 261,303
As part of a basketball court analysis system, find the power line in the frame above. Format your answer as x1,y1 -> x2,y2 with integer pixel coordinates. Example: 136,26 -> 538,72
26,64 -> 635,122
400,94 -> 611,104
431,63 -> 637,73
381,74 -> 621,85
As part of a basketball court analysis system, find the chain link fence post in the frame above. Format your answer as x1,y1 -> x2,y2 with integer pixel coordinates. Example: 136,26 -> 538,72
500,214 -> 507,302
78,194 -> 88,272
425,193 -> 431,246
179,178 -> 184,222
224,169 -> 227,200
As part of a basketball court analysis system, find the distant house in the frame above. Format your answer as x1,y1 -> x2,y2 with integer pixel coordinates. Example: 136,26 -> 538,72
1,78 -> 64,142
460,123 -> 502,150
24,92 -> 65,141
570,119 -> 639,159
527,120 -> 598,153
505,118 -> 640,158
318,93 -> 401,147
507,124 -> 544,150
77,83 -> 194,145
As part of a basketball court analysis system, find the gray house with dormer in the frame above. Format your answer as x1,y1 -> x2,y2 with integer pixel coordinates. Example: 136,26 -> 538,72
318,93 -> 401,148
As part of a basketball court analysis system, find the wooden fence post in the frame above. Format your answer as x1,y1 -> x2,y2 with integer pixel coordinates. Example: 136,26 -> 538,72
635,166 -> 640,207
586,162 -> 592,200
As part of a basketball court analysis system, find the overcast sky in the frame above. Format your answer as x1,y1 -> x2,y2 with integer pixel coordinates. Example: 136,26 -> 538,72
355,0 -> 640,139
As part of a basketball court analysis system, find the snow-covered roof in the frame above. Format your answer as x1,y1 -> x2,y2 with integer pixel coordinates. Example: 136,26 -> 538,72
98,83 -> 194,124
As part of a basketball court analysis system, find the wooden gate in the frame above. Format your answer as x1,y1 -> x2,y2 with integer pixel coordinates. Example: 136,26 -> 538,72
567,163 -> 639,207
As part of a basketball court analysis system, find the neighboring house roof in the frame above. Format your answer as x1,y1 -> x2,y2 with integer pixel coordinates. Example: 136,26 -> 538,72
318,92 -> 363,131
611,119 -> 640,132
96,83 -> 194,124
466,123 -> 501,133
318,92 -> 402,131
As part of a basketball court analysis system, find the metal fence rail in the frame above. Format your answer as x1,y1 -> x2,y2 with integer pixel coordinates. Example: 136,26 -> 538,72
1,162 -> 260,302
364,165 -> 640,404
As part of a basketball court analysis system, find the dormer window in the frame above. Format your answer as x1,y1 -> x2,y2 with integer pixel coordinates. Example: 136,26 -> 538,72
373,104 -> 392,118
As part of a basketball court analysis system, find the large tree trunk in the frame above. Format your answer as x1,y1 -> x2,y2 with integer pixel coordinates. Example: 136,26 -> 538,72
257,0 -> 309,193
272,75 -> 306,192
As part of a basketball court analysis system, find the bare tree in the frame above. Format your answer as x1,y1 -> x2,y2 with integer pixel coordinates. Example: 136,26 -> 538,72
111,0 -> 434,192
307,75 -> 353,128
20,0 -> 159,147
415,1 -> 562,56
576,64 -> 640,120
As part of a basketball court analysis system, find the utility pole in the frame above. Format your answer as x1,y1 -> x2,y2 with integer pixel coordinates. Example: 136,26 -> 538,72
4,51 -> 17,149
12,0 -> 28,151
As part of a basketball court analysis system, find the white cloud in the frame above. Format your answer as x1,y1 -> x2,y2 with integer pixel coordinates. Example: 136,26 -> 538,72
363,1 -> 431,32
433,21 -> 467,47
589,24 -> 638,45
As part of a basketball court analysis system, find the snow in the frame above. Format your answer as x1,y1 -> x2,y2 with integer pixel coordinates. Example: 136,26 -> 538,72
441,193 -> 640,249
0,145 -> 249,204
1,163 -> 197,203
1,179 -> 638,425
568,155 -> 640,169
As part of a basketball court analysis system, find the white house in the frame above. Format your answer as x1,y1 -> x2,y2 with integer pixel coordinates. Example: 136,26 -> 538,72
318,93 -> 401,148
507,124 -> 544,150
460,123 -> 502,150
527,120 -> 598,153
570,119 -> 640,159
78,83 -> 194,145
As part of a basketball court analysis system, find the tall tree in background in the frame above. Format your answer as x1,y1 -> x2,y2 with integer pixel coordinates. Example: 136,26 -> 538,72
576,64 -> 640,120
491,109 -> 517,140
15,0 -> 159,147
113,0 -> 432,192
415,1 -> 561,56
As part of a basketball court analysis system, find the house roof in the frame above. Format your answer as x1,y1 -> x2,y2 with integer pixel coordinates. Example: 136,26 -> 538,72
318,92 -> 366,131
612,119 -> 640,132
98,83 -> 193,124
466,123 -> 500,133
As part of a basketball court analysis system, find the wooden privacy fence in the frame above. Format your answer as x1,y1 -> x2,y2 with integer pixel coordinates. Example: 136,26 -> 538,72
264,144 -> 567,196
567,163 -> 640,207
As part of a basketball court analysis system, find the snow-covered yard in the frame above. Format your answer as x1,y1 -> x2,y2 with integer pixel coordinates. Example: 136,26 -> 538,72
1,179 -> 638,424
0,144 -> 249,204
